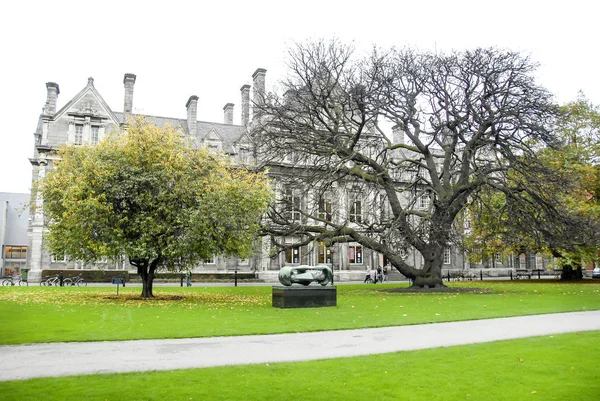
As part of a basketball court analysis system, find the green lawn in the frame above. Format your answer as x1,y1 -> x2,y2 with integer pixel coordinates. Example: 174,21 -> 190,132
1,331 -> 598,401
1,281 -> 599,345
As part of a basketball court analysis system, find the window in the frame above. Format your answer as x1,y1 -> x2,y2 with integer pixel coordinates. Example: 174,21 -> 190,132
4,246 -> 27,260
317,242 -> 332,264
239,147 -> 249,164
349,245 -> 362,264
75,124 -> 83,145
51,253 -> 67,263
519,253 -> 526,268
91,126 -> 99,145
285,246 -> 301,264
349,198 -> 362,223
318,197 -> 332,221
419,193 -> 430,209
284,188 -> 301,222
204,256 -> 215,264
238,258 -> 249,265
529,253 -> 537,269
443,248 -> 451,265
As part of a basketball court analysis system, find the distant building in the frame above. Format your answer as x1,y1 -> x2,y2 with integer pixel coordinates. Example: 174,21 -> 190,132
1,193 -> 29,277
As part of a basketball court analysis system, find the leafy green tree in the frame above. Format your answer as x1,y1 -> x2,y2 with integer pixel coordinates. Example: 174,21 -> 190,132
41,117 -> 271,297
465,94 -> 600,277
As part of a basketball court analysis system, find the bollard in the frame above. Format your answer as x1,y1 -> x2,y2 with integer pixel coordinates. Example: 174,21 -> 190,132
480,270 -> 483,281
234,270 -> 238,287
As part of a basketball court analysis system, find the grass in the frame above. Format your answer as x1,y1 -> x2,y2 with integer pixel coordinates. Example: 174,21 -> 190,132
0,330 -> 598,400
1,281 -> 599,345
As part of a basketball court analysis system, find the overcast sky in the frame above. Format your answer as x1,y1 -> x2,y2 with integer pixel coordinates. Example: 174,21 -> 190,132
1,0 -> 598,193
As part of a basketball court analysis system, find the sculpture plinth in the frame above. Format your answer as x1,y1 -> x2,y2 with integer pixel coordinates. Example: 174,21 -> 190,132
272,285 -> 337,308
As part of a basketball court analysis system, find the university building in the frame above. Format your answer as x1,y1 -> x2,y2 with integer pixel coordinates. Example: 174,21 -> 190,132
25,70 -> 550,282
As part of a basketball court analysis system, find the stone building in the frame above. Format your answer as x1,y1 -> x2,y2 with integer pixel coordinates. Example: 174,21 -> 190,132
27,69 -> 545,282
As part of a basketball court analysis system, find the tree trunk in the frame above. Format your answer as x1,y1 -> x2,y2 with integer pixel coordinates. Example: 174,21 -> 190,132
134,260 -> 156,298
393,249 -> 446,288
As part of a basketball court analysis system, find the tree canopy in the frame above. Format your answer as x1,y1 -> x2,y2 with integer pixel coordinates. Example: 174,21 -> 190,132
254,40 -> 559,287
41,117 -> 271,297
465,94 -> 600,275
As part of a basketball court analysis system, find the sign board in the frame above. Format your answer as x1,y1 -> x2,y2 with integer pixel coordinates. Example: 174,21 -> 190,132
111,277 -> 125,285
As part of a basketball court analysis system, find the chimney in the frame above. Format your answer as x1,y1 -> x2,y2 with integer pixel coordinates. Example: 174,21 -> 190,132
392,124 -> 404,145
186,95 -> 199,135
123,73 -> 136,121
44,82 -> 60,115
252,68 -> 267,119
240,84 -> 250,126
223,103 -> 234,125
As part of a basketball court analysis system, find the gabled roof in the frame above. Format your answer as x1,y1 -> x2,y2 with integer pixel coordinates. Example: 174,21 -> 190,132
53,78 -> 121,126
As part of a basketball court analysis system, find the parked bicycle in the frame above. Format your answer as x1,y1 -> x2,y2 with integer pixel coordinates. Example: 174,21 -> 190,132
40,274 -> 61,286
63,274 -> 87,287
2,275 -> 28,286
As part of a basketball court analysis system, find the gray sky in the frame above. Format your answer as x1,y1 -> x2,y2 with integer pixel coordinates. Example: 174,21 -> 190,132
1,0 -> 598,193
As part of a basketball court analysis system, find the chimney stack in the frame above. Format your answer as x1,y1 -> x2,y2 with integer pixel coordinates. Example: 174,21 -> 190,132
123,73 -> 136,121
240,84 -> 250,126
223,103 -> 234,125
44,82 -> 60,115
252,68 -> 267,120
392,124 -> 404,145
186,95 -> 199,136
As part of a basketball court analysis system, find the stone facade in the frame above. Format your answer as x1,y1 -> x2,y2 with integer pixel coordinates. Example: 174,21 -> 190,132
26,69 -> 499,282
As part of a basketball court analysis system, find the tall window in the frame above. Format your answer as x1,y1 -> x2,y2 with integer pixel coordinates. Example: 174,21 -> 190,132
318,242 -> 332,264
443,248 -> 451,265
91,126 -> 99,145
285,245 -> 301,264
4,246 -> 27,260
284,188 -> 301,222
318,197 -> 332,221
379,194 -> 388,220
419,193 -> 430,209
74,124 -> 84,145
349,197 -> 362,223
349,245 -> 362,264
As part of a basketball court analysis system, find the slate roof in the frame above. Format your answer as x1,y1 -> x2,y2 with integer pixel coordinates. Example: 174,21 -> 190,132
113,112 -> 248,155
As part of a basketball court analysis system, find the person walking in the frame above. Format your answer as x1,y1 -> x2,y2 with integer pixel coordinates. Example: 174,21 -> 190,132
383,265 -> 389,282
186,269 -> 192,287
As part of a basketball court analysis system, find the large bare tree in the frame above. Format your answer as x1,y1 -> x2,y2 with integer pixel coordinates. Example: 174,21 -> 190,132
253,40 -> 557,287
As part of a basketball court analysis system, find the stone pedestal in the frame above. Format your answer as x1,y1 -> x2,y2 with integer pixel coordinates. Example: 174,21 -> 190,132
272,285 -> 337,308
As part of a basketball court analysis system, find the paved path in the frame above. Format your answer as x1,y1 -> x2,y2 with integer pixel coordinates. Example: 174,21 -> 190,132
1,310 -> 599,382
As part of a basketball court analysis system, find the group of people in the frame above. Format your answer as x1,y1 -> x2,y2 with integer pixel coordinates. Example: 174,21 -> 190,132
363,265 -> 389,284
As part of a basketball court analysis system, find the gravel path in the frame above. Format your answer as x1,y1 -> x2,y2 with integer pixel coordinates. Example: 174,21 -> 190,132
1,310 -> 598,382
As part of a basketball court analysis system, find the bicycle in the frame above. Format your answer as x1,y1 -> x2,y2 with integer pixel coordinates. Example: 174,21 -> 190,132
63,274 -> 87,287
40,274 -> 61,286
2,275 -> 28,286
